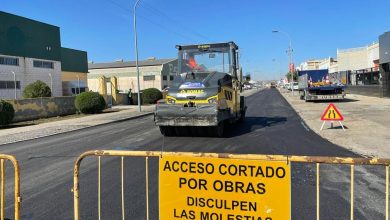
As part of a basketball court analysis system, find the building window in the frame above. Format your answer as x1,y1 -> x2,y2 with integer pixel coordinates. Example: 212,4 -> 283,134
72,87 -> 86,94
143,75 -> 155,81
0,56 -> 19,66
0,81 -> 21,89
33,60 -> 54,69
163,76 -> 174,81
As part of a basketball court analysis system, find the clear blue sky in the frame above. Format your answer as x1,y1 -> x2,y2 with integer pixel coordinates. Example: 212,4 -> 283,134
3,0 -> 390,80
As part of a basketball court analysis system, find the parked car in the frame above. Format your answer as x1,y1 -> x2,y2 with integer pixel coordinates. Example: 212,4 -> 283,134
244,84 -> 252,90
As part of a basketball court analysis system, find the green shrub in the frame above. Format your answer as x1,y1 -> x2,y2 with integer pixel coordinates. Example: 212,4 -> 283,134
75,92 -> 106,114
23,80 -> 51,98
0,100 -> 15,126
142,88 -> 162,104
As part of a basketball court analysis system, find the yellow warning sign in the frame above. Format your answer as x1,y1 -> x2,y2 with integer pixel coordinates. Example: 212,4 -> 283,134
159,156 -> 291,220
321,103 -> 344,121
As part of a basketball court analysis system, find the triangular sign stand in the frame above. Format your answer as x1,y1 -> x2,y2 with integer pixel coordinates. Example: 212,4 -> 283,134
320,103 -> 345,131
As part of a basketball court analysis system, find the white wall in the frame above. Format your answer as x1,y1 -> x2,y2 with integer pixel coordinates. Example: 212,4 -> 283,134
337,43 -> 379,72
318,58 -> 338,73
367,43 -> 379,68
24,58 -> 62,97
88,65 -> 164,93
0,54 -> 22,99
0,54 -> 62,100
337,47 -> 368,71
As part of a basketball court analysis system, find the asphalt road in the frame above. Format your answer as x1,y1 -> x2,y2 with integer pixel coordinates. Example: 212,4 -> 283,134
0,88 -> 386,219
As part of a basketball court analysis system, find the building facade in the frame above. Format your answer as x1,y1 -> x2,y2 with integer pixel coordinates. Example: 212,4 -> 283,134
318,58 -> 338,73
379,32 -> 390,97
61,48 -> 88,96
298,59 -> 327,71
88,58 -> 178,93
0,11 -> 87,100
337,43 -> 380,87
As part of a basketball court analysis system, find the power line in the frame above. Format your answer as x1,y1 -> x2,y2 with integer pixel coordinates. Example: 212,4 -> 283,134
104,0 -> 201,42
141,1 -> 212,42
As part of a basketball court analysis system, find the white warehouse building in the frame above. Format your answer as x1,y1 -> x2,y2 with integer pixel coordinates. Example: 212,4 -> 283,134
0,11 -> 88,100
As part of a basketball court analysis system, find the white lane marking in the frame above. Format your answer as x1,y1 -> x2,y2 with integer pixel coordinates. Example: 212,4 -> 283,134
301,121 -> 310,131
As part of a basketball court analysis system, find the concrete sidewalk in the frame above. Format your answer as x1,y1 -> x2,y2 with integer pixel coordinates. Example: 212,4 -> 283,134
279,88 -> 390,158
0,105 -> 155,146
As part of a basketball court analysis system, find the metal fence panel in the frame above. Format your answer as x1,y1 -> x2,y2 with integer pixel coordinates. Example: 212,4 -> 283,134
72,150 -> 390,220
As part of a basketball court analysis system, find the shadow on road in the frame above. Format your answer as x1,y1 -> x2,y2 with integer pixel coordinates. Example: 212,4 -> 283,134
225,116 -> 287,137
0,123 -> 36,129
312,98 -> 359,103
161,116 -> 287,138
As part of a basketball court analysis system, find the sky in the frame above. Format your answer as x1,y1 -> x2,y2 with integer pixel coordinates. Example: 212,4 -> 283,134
2,0 -> 390,80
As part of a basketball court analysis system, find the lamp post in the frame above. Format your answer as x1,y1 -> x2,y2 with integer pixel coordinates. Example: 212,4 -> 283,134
134,0 -> 142,112
76,74 -> 80,94
272,30 -> 294,95
11,71 -> 16,99
48,73 -> 53,97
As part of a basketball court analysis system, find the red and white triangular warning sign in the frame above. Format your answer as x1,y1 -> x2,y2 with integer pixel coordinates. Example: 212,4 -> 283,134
321,103 -> 344,121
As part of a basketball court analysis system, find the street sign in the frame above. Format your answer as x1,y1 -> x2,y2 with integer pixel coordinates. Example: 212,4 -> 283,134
159,156 -> 291,220
321,103 -> 344,121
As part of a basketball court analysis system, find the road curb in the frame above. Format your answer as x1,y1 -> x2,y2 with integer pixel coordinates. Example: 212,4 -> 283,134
0,112 -> 154,146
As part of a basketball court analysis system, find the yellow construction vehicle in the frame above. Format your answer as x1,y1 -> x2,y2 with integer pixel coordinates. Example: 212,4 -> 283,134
154,42 -> 246,137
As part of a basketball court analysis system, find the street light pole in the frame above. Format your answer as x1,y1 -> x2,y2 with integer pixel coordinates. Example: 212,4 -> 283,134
11,71 -> 16,99
272,30 -> 294,95
48,73 -> 53,97
76,74 -> 80,94
134,0 -> 142,112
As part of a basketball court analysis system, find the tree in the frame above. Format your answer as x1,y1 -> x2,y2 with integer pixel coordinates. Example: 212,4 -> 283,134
286,71 -> 298,82
23,80 -> 51,98
244,74 -> 251,82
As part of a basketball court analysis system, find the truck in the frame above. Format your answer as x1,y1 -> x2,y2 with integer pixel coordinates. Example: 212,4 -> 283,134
154,42 -> 247,137
298,69 -> 346,101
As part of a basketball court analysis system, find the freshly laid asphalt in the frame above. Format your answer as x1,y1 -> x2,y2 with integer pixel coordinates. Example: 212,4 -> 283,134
0,88 -> 385,219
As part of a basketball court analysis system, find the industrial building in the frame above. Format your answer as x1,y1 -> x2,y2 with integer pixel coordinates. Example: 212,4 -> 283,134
298,59 -> 327,71
0,11 -> 88,100
61,48 -> 88,95
379,32 -> 390,97
299,40 -> 388,97
335,42 -> 385,97
88,58 -> 177,105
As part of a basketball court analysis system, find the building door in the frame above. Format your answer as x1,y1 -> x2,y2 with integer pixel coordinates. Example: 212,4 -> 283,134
106,82 -> 112,107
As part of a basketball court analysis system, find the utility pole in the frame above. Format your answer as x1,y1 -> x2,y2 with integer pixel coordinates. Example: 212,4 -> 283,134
134,0 -> 142,112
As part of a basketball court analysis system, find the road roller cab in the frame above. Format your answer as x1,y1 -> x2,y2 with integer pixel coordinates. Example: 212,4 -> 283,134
154,42 -> 246,137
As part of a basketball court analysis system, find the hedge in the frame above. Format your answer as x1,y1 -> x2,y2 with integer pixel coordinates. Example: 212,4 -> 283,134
142,88 -> 162,104
75,92 -> 106,114
0,100 -> 15,126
